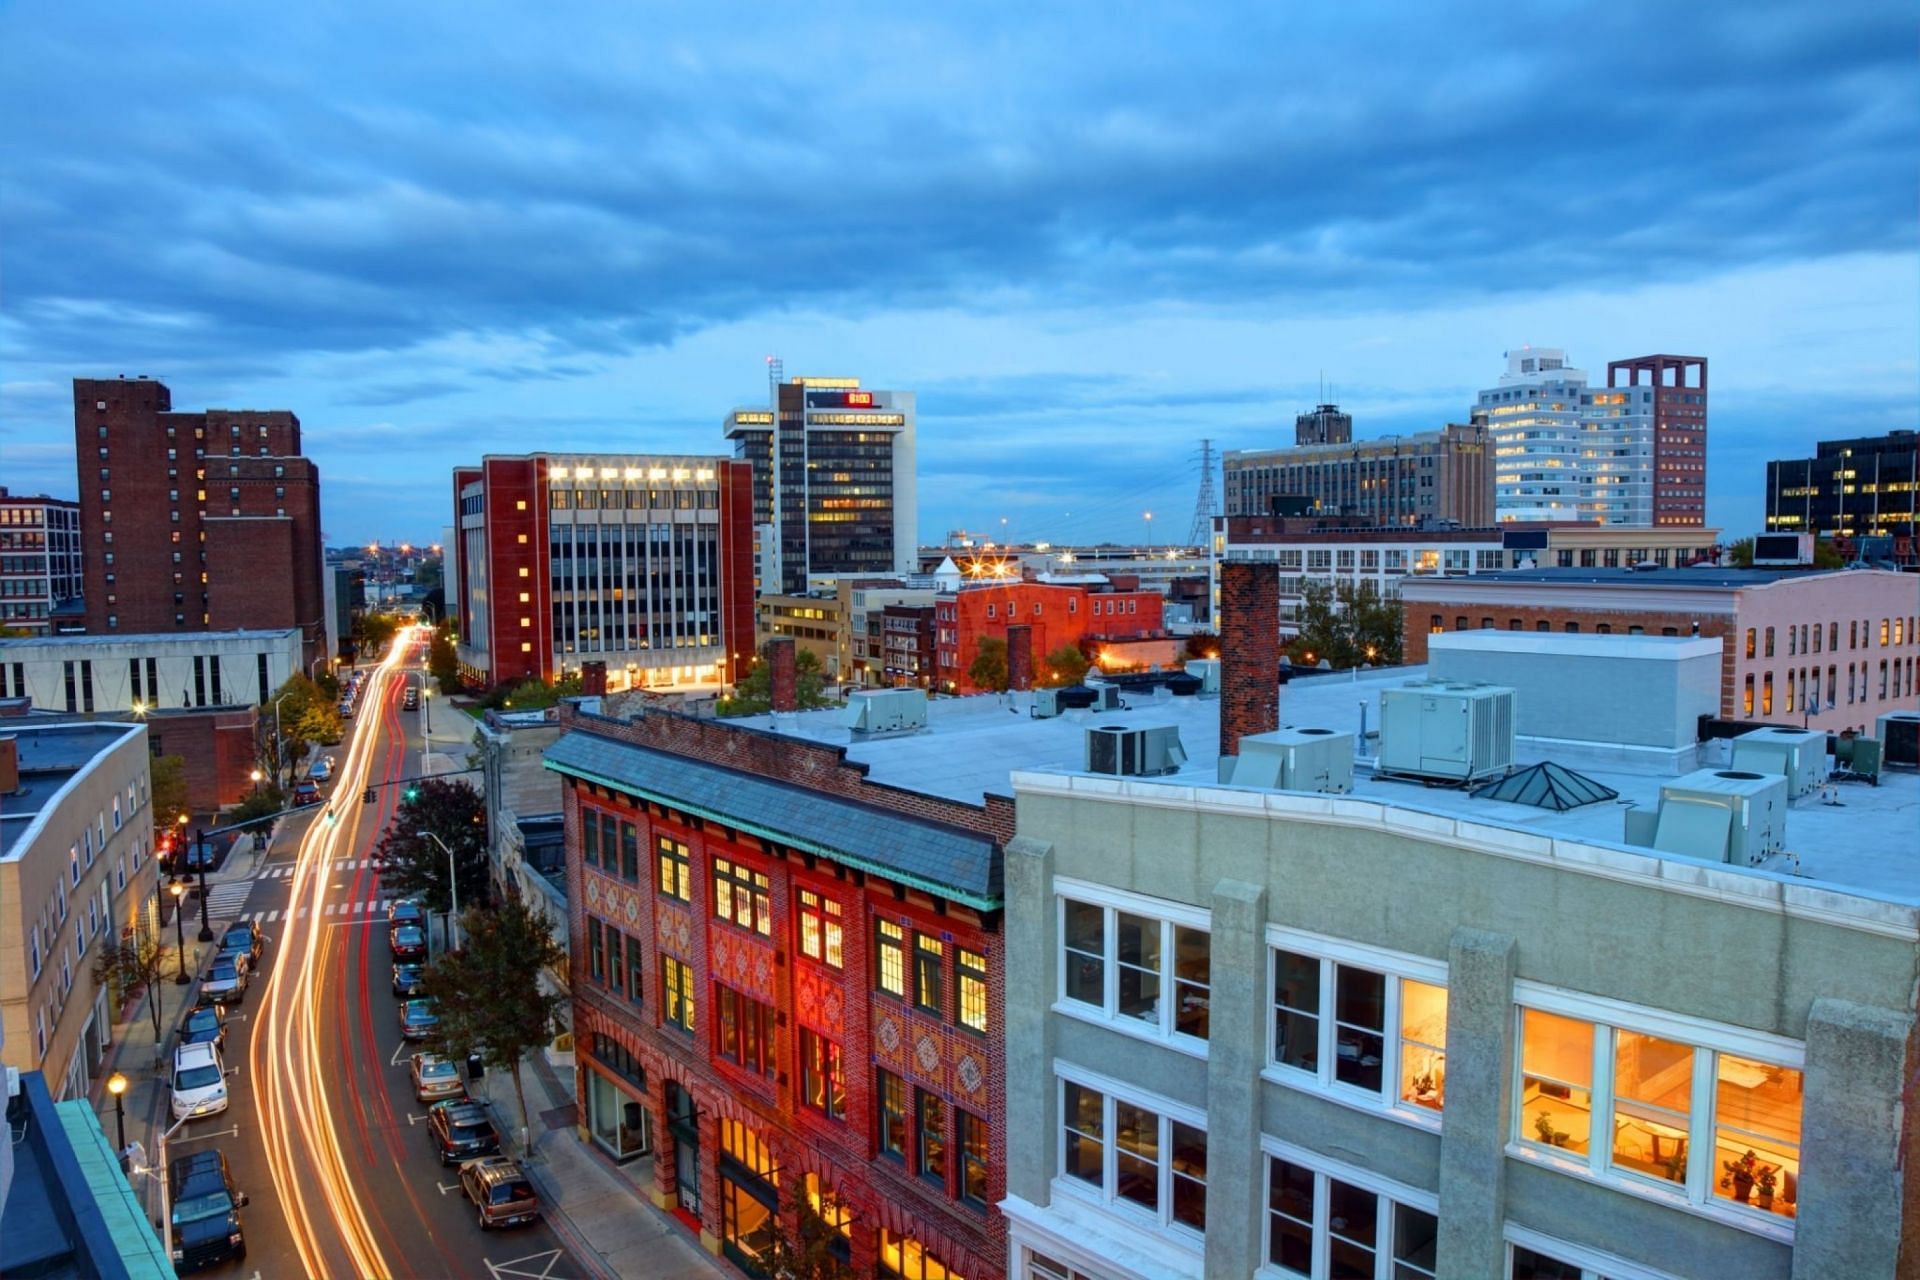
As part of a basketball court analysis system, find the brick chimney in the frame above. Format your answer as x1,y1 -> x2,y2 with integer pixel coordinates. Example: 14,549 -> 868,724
580,661 -> 607,696
1218,560 -> 1279,780
768,638 -> 798,713
0,735 -> 18,797
1006,624 -> 1034,692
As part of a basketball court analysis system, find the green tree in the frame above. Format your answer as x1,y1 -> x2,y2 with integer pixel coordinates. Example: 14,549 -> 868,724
1181,632 -> 1220,661
149,755 -> 190,826
967,636 -> 1009,692
1290,580 -> 1403,669
1724,538 -> 1753,568
429,619 -> 460,692
92,934 -> 168,1040
422,895 -> 566,1155
1040,643 -> 1090,688
372,779 -> 489,918
353,611 -> 400,660
758,1181 -> 856,1280
230,785 -> 287,823
263,674 -> 340,788
716,646 -> 835,717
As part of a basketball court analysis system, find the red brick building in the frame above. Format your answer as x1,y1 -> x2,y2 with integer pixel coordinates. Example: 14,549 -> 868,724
548,705 -> 1012,1279
935,579 -> 1165,694
451,454 -> 755,691
71,377 -> 325,670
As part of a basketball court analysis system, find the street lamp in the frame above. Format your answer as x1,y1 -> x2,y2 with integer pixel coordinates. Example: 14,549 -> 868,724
417,830 -> 459,952
106,1071 -> 129,1155
250,769 -> 262,796
169,881 -> 191,984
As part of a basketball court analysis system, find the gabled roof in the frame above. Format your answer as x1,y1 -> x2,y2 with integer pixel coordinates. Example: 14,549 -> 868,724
1472,761 -> 1619,811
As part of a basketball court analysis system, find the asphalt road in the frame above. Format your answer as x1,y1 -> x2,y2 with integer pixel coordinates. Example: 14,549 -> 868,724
172,645 -> 584,1280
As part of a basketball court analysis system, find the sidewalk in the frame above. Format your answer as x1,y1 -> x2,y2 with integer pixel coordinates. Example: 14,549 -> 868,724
491,1048 -> 727,1280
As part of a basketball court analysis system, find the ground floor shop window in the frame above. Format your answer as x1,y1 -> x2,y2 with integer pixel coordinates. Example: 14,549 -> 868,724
720,1176 -> 776,1276
667,1082 -> 701,1217
587,1068 -> 650,1160
878,1228 -> 962,1280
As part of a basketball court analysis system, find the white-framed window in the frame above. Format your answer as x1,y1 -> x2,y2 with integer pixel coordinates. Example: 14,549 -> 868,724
112,796 -> 122,830
1262,1138 -> 1437,1279
29,923 -> 42,979
69,844 -> 81,886
1267,928 -> 1448,1125
1511,983 -> 1803,1239
1057,880 -> 1209,1048
1055,1065 -> 1206,1238
1503,1224 -> 1681,1280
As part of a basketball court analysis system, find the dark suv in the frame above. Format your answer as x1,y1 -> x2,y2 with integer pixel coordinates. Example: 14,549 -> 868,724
167,1148 -> 249,1272
427,1099 -> 501,1166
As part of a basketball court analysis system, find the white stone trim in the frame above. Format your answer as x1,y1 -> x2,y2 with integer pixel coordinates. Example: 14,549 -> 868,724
1501,1224 -> 1682,1280
1512,980 -> 1806,1067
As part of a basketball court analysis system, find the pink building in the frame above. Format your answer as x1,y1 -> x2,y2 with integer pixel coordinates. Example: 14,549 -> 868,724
1729,569 -> 1918,733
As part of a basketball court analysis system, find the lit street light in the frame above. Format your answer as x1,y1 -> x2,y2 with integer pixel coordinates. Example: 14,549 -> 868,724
106,1071 -> 128,1154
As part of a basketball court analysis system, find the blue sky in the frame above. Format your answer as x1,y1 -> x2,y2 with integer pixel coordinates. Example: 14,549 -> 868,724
2,1 -> 1914,547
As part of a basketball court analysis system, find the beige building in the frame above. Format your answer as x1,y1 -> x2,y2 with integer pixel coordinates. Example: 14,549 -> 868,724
0,723 -> 159,1100
755,591 -> 847,678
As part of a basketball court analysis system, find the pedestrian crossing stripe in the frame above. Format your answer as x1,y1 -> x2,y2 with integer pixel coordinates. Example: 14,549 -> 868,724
231,898 -> 395,924
261,862 -> 383,879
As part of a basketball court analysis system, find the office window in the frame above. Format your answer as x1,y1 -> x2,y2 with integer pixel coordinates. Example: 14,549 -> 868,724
877,1230 -> 961,1280
1059,891 -> 1210,1044
914,935 -> 946,1015
800,1029 -> 846,1120
715,985 -> 776,1076
1272,944 -> 1449,1117
626,932 -> 645,1004
656,836 -> 691,901
1265,1154 -> 1436,1279
713,857 -> 772,935
1763,627 -> 1775,657
875,919 -> 907,998
797,889 -> 844,968
958,1110 -> 990,1209
588,919 -> 604,982
1744,628 -> 1756,659
661,956 -> 695,1033
877,1069 -> 908,1160
581,808 -> 600,867
917,1091 -> 947,1184
957,948 -> 988,1033
1059,1079 -> 1206,1234
617,821 -> 638,881
606,930 -> 625,996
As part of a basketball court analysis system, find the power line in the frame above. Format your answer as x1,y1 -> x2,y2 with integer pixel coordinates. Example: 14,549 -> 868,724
1187,438 -> 1218,545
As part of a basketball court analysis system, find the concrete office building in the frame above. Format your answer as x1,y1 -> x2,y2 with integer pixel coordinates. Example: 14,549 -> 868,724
725,375 -> 919,594
449,453 -> 756,691
1765,431 -> 1919,568
1223,424 -> 1494,529
70,377 -> 326,669
1294,403 -> 1352,447
0,723 -> 160,1102
0,489 -> 83,635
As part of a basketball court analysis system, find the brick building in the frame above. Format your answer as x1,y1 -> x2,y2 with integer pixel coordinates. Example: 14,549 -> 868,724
881,604 -> 938,688
546,704 -> 1012,1279
1223,422 -> 1493,528
1399,567 -> 1919,733
0,490 -> 83,635
70,377 -> 325,670
935,577 -> 1165,694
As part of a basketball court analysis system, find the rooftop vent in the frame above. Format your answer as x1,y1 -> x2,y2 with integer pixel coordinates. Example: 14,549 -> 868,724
843,688 -> 927,736
1472,761 -> 1618,811
1378,681 -> 1515,784
1623,766 -> 1788,866
1229,727 -> 1354,793
1085,724 -> 1186,777
1729,728 -> 1825,798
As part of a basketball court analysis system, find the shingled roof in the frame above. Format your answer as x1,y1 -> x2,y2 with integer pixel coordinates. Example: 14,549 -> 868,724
544,728 -> 1003,908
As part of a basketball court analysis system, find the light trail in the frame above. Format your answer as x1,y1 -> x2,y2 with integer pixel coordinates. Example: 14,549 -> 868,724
251,627 -> 421,1279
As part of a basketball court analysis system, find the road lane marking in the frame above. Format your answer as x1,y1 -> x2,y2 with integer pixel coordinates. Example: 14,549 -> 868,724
487,1250 -> 566,1279
389,1040 -> 410,1067
438,1180 -> 462,1195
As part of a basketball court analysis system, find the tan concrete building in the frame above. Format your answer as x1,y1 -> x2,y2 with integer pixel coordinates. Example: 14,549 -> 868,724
754,591 -> 847,678
0,722 -> 159,1100
1224,423 -> 1494,528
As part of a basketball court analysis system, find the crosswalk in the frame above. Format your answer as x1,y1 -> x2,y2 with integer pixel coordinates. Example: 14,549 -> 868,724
223,898 -> 404,925
258,859 -> 383,879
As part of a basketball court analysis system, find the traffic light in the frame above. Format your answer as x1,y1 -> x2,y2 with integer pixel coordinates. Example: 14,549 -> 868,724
404,784 -> 420,803
362,787 -> 377,805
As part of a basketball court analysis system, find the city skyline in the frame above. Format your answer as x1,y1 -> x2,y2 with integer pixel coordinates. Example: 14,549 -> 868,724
1,1 -> 1914,546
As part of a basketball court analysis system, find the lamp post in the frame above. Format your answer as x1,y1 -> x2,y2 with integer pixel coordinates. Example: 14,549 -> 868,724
249,768 -> 262,796
169,880 -> 190,984
194,828 -> 214,942
418,829 -> 459,953
106,1071 -> 128,1155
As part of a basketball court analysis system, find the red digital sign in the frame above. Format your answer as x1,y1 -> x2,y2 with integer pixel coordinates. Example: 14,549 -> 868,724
846,391 -> 874,407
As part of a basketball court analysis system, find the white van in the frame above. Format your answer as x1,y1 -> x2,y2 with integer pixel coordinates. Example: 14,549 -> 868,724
170,1043 -> 229,1121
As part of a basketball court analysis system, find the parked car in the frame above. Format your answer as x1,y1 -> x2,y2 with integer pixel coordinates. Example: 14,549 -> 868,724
167,1148 -> 249,1271
200,954 -> 249,1005
179,1004 -> 226,1051
293,780 -> 323,806
388,899 -> 427,928
392,962 -> 425,998
180,836 -> 228,875
459,1155 -> 540,1230
338,698 -> 354,720
390,923 -> 428,962
170,1043 -> 229,1122
410,1052 -> 466,1103
398,998 -> 440,1043
219,920 -> 266,967
403,687 -> 420,711
309,758 -> 333,782
427,1099 -> 500,1166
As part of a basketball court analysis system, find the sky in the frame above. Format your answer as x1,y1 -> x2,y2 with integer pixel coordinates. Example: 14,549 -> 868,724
2,1 -> 1915,548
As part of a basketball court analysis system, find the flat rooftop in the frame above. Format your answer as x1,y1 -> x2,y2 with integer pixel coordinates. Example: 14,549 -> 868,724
730,670 -> 1920,905
2,722 -> 145,860
0,626 -> 298,651
1426,568 -> 1810,588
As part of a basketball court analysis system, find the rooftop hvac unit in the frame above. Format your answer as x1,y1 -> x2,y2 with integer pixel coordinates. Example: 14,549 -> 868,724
1730,727 -> 1826,798
1377,681 -> 1516,783
1230,727 -> 1355,793
1031,687 -> 1064,719
1644,768 -> 1788,866
842,688 -> 928,735
1085,724 -> 1187,777
1184,659 -> 1221,695
1088,684 -> 1128,713
1876,711 -> 1920,767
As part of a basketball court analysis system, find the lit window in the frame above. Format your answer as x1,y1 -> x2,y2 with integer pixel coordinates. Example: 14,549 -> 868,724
878,1229 -> 962,1280
661,956 -> 695,1033
875,919 -> 907,998
957,948 -> 988,1034
712,857 -> 772,935
797,889 -> 843,968
800,1029 -> 845,1119
1271,943 -> 1449,1117
715,985 -> 776,1076
914,935 -> 945,1016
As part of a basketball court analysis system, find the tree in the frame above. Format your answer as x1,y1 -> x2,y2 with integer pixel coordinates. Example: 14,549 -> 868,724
716,646 -> 835,716
429,619 -> 460,692
263,673 -> 340,788
1182,632 -> 1220,661
758,1180 -> 856,1280
92,933 -> 168,1040
1290,580 -> 1403,669
1724,538 -> 1754,568
373,779 -> 489,918
422,896 -> 566,1155
1039,644 -> 1090,688
149,755 -> 189,826
967,636 -> 1009,693
353,611 -> 400,659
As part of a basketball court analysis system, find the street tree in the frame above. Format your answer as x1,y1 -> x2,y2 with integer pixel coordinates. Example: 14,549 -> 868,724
353,611 -> 400,659
759,1180 -> 856,1280
422,895 -> 566,1155
91,933 -> 168,1040
716,645 -> 835,716
149,755 -> 189,826
372,779 -> 489,919
967,636 -> 1009,692
262,673 -> 342,788
1040,643 -> 1090,687
429,619 -> 460,692
1290,580 -> 1403,669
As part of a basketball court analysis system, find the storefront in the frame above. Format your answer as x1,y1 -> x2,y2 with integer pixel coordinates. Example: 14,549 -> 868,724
718,1118 -> 779,1276
583,1034 -> 650,1160
667,1081 -> 702,1219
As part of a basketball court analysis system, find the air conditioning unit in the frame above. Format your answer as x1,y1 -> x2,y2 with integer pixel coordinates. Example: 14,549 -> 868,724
1031,688 -> 1064,719
1229,727 -> 1355,793
1377,681 -> 1516,783
1085,725 -> 1186,777
1184,659 -> 1221,695
1730,727 -> 1826,798
1088,684 -> 1128,713
842,688 -> 928,735
1876,711 -> 1920,767
1641,768 -> 1788,866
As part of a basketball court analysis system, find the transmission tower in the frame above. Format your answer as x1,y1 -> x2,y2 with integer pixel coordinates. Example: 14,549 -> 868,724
1187,438 -> 1219,547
